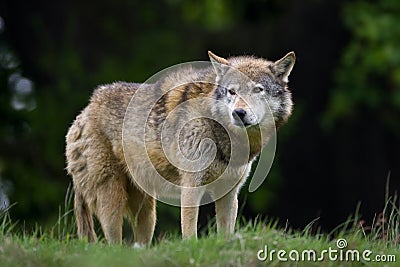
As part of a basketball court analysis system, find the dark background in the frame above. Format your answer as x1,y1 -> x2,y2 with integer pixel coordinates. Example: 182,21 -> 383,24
1,0 -> 399,236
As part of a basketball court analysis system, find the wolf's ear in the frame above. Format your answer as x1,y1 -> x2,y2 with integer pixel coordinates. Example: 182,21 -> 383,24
271,52 -> 296,83
208,51 -> 229,81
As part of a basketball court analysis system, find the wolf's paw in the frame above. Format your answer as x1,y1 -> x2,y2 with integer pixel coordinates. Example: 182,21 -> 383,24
133,242 -> 146,249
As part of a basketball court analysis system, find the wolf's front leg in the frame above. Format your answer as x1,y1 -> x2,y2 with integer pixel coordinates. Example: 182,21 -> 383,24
215,187 -> 239,235
181,186 -> 205,239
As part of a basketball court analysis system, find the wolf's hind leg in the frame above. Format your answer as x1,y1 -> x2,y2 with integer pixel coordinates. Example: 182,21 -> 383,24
126,185 -> 156,247
96,177 -> 127,244
74,190 -> 97,242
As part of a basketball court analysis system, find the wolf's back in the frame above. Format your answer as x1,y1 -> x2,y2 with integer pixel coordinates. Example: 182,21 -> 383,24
65,82 -> 139,182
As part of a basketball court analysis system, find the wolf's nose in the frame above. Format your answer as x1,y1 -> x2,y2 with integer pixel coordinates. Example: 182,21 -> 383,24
233,108 -> 246,120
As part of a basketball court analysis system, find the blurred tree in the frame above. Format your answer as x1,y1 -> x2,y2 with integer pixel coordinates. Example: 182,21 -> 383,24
322,0 -> 400,223
0,17 -> 43,215
324,0 -> 400,129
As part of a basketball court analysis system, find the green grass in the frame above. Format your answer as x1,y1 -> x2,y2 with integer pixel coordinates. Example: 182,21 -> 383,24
0,194 -> 399,266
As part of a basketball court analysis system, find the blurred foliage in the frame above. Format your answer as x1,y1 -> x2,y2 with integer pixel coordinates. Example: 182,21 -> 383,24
324,0 -> 400,132
167,0 -> 235,30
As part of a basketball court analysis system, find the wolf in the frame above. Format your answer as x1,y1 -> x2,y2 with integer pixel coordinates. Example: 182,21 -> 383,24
65,51 -> 295,247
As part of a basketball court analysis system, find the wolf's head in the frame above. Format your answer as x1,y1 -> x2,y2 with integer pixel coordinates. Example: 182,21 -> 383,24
209,51 -> 295,129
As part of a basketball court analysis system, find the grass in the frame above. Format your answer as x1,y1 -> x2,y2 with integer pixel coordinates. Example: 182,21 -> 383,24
0,192 -> 399,266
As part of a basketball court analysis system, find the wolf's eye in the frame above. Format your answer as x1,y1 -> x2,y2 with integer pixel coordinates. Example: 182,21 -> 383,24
228,89 -> 236,95
253,84 -> 264,93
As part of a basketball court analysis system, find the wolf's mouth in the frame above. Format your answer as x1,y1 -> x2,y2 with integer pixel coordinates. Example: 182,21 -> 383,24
232,118 -> 254,127
233,119 -> 251,127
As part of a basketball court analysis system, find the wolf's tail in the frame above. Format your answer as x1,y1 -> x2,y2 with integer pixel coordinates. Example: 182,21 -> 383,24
66,115 -> 97,242
74,191 -> 97,242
